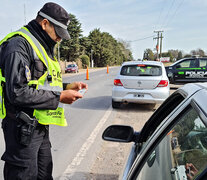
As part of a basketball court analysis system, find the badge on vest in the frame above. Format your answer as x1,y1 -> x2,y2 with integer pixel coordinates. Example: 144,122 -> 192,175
25,65 -> 31,82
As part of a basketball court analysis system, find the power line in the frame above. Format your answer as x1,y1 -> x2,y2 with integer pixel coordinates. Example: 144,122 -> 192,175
160,0 -> 176,29
126,35 -> 155,42
163,0 -> 185,29
154,0 -> 168,30
126,1 -> 184,45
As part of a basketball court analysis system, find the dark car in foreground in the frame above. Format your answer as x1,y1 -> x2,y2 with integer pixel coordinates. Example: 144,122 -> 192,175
65,64 -> 79,73
165,57 -> 207,84
103,82 -> 207,180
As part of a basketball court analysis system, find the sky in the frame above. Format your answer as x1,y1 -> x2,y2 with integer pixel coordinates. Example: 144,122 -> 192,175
0,0 -> 206,59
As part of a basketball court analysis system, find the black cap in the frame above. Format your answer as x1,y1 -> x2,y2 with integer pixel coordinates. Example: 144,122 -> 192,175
38,2 -> 70,40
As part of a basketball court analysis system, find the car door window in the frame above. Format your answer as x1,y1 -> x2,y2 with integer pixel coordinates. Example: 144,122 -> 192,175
136,107 -> 207,180
199,59 -> 207,68
176,60 -> 196,69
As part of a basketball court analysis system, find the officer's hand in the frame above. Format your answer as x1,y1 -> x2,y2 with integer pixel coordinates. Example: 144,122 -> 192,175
60,90 -> 83,104
185,163 -> 198,180
66,82 -> 88,91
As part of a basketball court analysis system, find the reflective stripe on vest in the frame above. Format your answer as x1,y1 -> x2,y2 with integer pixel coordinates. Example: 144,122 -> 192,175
0,69 -> 5,119
0,28 -> 67,126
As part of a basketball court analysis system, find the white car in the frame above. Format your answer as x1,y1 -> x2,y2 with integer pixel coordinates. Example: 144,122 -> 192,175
112,61 -> 170,108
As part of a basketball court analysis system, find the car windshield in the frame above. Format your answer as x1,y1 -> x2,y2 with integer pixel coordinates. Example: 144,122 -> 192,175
68,64 -> 75,67
120,65 -> 162,76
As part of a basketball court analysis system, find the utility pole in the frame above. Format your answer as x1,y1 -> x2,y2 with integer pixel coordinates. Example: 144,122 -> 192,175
160,32 -> 163,58
154,30 -> 163,61
91,49 -> 94,68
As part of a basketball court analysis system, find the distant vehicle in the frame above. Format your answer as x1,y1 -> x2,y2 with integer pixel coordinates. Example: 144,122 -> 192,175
65,64 -> 79,73
165,57 -> 207,84
103,82 -> 207,180
112,61 -> 170,108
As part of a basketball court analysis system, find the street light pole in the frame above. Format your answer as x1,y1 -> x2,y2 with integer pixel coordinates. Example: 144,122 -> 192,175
160,32 -> 163,58
91,49 -> 94,68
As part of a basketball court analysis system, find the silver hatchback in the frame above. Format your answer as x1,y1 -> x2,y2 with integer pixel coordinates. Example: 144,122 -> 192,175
112,61 -> 170,108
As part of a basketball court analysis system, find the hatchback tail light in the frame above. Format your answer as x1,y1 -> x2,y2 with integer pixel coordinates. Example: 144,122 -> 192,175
157,80 -> 168,87
114,79 -> 123,86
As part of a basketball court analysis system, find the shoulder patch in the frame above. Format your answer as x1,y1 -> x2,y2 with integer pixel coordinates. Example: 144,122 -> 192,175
25,65 -> 31,82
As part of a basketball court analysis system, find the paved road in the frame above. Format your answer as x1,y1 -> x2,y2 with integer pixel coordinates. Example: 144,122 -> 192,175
52,67 -> 118,179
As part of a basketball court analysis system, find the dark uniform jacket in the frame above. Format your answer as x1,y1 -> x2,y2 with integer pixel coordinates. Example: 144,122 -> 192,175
0,20 -> 66,167
0,20 -> 62,118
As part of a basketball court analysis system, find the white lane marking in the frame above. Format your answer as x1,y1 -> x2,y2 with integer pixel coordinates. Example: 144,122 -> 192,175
59,106 -> 112,180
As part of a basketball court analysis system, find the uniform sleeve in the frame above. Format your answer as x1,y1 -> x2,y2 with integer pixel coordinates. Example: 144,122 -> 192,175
3,36 -> 60,110
63,83 -> 69,90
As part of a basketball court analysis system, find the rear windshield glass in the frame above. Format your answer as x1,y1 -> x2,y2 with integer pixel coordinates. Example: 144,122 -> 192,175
68,64 -> 76,67
120,64 -> 162,76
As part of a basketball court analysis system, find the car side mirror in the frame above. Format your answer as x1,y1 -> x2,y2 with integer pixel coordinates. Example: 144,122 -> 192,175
102,125 -> 139,143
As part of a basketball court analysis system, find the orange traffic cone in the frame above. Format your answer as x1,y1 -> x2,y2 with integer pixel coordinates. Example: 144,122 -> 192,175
107,65 -> 109,74
86,66 -> 89,80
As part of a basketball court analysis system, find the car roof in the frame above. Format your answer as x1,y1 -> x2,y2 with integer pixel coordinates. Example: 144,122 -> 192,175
122,60 -> 163,66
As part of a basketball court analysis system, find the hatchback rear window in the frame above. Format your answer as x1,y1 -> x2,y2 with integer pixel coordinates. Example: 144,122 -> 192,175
120,65 -> 162,76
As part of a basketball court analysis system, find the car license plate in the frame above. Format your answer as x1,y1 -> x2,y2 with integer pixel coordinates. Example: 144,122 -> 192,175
134,94 -> 144,97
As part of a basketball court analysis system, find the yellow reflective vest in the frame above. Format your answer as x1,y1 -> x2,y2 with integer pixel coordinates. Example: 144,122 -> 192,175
0,27 -> 67,126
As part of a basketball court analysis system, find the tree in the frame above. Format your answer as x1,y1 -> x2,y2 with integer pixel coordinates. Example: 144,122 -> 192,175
87,29 -> 132,67
198,49 -> 205,57
79,37 -> 91,56
177,51 -> 183,60
143,49 -> 154,60
162,51 -> 174,62
168,50 -> 179,60
184,54 -> 192,58
88,28 -> 103,67
190,50 -> 197,56
117,39 -> 133,62
59,14 -> 83,61
190,49 -> 205,57
80,55 -> 90,68
57,14 -> 133,66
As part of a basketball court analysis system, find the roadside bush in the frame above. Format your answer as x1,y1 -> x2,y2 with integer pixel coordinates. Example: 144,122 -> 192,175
76,58 -> 82,69
80,55 -> 90,68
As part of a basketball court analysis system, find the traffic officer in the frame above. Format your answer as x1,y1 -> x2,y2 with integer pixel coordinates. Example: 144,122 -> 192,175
0,2 -> 87,180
